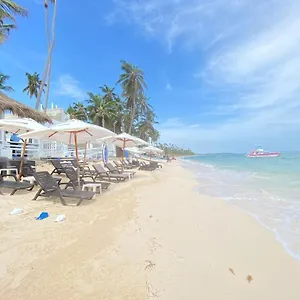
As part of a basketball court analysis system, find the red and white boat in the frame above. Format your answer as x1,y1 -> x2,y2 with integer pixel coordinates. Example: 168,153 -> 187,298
246,147 -> 280,158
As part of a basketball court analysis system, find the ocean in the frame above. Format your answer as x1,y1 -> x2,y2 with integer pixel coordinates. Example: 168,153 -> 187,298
182,152 -> 300,260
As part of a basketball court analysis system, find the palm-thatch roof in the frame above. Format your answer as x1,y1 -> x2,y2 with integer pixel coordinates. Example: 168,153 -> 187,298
0,93 -> 52,124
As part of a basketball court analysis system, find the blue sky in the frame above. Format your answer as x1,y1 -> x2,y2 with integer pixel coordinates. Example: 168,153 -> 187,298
1,0 -> 300,153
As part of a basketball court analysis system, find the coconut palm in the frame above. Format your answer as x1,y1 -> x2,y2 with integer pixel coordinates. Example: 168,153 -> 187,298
23,72 -> 46,100
0,16 -> 14,44
0,1 -> 27,44
66,102 -> 87,121
135,109 -> 158,141
86,92 -> 115,128
0,72 -> 13,91
117,60 -> 147,134
36,0 -> 57,111
100,84 -> 118,103
135,93 -> 152,120
108,96 -> 126,133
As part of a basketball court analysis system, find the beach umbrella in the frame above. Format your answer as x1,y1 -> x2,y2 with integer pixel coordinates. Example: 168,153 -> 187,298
125,147 -> 143,155
0,92 -> 52,123
142,145 -> 164,160
142,145 -> 164,155
100,133 -> 148,167
0,118 -> 46,134
0,118 -> 47,179
20,119 -> 115,164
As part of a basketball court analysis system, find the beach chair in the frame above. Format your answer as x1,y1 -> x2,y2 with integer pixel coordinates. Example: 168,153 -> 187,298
21,164 -> 62,185
0,174 -> 34,195
124,159 -> 135,168
113,160 -> 125,169
70,159 -> 90,172
63,166 -> 110,190
105,162 -> 136,177
114,160 -> 134,170
50,159 -> 66,175
139,161 -> 156,171
32,171 -> 95,206
150,161 -> 162,169
92,164 -> 128,182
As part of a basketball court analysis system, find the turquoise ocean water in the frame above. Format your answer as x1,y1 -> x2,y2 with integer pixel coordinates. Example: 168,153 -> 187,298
182,152 -> 300,260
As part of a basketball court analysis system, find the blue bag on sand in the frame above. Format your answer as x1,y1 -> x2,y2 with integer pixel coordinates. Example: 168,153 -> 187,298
36,212 -> 49,220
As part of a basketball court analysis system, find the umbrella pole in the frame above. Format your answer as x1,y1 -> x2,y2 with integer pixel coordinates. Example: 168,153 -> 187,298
122,139 -> 125,171
18,139 -> 27,180
83,142 -> 87,165
74,133 -> 81,188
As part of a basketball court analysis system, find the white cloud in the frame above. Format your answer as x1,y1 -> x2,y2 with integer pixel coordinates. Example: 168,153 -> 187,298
110,0 -> 300,152
54,74 -> 86,101
165,83 -> 172,91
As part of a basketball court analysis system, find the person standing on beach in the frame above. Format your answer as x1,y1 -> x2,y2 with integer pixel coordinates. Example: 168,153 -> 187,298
10,133 -> 21,158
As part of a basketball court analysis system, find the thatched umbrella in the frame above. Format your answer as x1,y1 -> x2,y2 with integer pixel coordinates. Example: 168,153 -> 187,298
0,93 -> 52,124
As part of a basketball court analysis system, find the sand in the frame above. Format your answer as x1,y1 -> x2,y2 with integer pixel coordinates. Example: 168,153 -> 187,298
0,161 -> 300,299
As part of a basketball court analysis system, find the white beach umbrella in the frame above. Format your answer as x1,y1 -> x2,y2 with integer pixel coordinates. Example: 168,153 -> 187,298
0,117 -> 46,133
100,133 -> 148,149
20,119 -> 115,163
100,133 -> 148,165
0,118 -> 47,178
125,147 -> 143,155
142,145 -> 164,155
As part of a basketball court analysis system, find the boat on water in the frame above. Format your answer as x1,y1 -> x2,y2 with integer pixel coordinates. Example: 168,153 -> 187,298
246,147 -> 280,158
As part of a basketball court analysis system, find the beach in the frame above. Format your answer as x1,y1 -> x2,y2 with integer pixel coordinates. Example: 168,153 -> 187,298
0,161 -> 300,299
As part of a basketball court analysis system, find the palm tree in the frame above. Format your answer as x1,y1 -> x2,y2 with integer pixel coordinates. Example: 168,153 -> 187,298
117,60 -> 147,134
0,1 -> 27,44
86,92 -> 115,128
100,85 -> 118,103
0,71 -> 13,91
66,102 -> 87,121
108,96 -> 126,133
36,0 -> 57,111
23,72 -> 46,101
135,109 -> 158,141
0,15 -> 14,44
135,93 -> 152,120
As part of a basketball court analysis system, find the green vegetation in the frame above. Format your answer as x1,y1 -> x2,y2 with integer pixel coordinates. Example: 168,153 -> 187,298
157,143 -> 195,156
66,60 -> 160,142
23,72 -> 46,100
0,71 -> 14,92
0,0 -> 27,44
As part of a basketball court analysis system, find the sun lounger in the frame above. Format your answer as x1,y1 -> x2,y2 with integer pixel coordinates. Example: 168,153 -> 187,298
0,174 -> 34,195
139,161 -> 156,171
105,162 -> 136,178
150,161 -> 162,169
21,164 -> 62,185
113,160 -> 134,170
50,159 -> 67,175
32,171 -> 95,206
63,166 -> 110,190
69,159 -> 97,178
92,164 -> 128,182
124,159 -> 136,168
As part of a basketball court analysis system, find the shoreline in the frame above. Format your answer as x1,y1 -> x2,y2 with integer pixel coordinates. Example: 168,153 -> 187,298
0,162 -> 300,299
180,156 -> 300,262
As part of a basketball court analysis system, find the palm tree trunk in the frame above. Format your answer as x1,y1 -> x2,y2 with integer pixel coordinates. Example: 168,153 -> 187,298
44,62 -> 52,112
35,1 -> 50,110
128,82 -> 137,134
102,116 -> 105,128
35,0 -> 57,110
44,0 -> 57,112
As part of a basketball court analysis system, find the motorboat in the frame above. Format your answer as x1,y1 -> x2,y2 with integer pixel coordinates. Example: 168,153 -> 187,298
246,147 -> 280,158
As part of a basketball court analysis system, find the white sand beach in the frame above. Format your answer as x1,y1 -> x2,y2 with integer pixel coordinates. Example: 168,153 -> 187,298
0,161 -> 300,299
